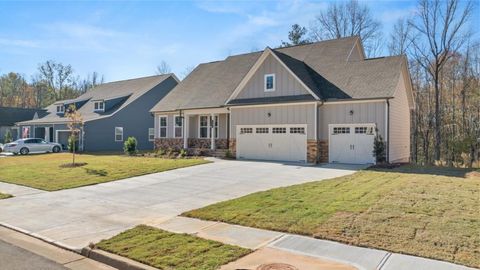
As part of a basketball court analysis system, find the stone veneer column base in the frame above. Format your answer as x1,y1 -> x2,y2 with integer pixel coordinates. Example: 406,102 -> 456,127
318,140 -> 329,163
307,140 -> 329,163
228,139 -> 236,156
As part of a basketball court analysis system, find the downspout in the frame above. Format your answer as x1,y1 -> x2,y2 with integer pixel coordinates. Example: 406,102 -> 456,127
317,101 -> 324,163
386,99 -> 390,163
226,107 -> 230,150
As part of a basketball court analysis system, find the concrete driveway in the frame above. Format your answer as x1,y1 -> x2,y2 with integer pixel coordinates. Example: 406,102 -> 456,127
0,158 -> 363,251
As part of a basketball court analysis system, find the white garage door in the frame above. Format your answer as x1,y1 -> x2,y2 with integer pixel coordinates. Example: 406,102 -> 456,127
237,125 -> 307,163
329,124 -> 376,164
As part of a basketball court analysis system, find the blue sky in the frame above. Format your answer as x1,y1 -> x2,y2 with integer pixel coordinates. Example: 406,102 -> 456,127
0,0 -> 477,82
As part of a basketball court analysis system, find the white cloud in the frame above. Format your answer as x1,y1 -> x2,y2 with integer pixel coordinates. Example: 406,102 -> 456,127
0,38 -> 40,48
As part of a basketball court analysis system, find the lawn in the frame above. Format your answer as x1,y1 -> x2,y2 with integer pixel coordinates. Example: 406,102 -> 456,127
0,192 -> 12,199
184,166 -> 480,268
96,225 -> 251,270
0,153 -> 209,191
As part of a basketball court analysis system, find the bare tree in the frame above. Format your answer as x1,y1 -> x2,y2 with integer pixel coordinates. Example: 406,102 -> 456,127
388,18 -> 413,56
409,0 -> 473,162
156,61 -> 172,75
181,65 -> 195,79
37,60 -> 75,100
309,0 -> 382,57
75,72 -> 104,94
65,104 -> 83,166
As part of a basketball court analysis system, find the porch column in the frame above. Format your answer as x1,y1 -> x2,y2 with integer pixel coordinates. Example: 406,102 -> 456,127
183,114 -> 189,149
210,113 -> 215,150
45,127 -> 50,141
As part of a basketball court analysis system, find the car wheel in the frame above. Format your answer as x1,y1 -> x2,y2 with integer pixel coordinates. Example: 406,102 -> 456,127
52,146 -> 60,153
20,147 -> 29,155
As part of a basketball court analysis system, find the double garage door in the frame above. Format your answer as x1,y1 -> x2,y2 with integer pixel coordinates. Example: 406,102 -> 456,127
236,125 -> 307,163
329,124 -> 376,164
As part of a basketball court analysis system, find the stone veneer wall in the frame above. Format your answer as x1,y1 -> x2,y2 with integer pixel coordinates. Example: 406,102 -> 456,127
306,140 -> 329,163
318,140 -> 328,163
154,138 -> 228,151
229,139 -> 236,155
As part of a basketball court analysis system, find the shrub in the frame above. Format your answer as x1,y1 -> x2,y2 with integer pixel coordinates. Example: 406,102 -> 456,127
225,149 -> 234,159
4,130 -> 12,144
373,133 -> 386,163
68,135 -> 79,153
123,137 -> 138,155
178,148 -> 187,158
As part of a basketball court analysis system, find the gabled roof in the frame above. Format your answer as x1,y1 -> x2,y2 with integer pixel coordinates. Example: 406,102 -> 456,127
18,74 -> 177,125
151,36 -> 406,112
0,107 -> 47,126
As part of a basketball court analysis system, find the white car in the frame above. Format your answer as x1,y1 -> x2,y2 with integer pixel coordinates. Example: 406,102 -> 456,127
2,138 -> 62,155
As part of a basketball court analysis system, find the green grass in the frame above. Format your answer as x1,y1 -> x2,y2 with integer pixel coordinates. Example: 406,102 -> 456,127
0,153 -> 209,191
0,192 -> 12,199
184,166 -> 480,268
96,225 -> 251,270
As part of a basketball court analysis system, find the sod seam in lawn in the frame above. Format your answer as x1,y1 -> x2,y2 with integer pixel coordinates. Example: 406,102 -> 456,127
183,166 -> 480,268
96,225 -> 251,270
0,153 -> 209,191
0,192 -> 12,199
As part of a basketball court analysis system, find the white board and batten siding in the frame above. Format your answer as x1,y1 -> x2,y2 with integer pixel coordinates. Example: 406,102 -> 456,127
389,70 -> 411,163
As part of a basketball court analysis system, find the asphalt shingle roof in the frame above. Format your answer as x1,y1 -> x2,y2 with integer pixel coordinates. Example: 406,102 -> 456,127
151,36 -> 405,112
18,74 -> 175,125
0,107 -> 46,126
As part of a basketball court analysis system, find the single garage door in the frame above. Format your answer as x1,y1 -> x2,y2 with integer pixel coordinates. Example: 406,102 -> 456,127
329,124 -> 376,164
237,125 -> 307,163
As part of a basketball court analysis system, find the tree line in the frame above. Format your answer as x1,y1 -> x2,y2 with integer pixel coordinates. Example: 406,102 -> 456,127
281,0 -> 479,167
0,60 -> 104,109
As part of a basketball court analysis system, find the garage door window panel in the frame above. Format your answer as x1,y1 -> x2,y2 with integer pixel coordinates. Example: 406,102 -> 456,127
272,127 -> 286,134
256,127 -> 269,134
333,127 -> 350,134
240,127 -> 253,134
290,127 -> 305,134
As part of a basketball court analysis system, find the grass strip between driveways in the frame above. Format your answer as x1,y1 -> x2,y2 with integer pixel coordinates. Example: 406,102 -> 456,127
96,225 -> 251,270
0,192 -> 12,199
0,153 -> 209,191
183,166 -> 480,268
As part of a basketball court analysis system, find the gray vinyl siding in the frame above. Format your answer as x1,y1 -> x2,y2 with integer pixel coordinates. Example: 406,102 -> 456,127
83,76 -> 177,151
319,101 -> 386,140
236,54 -> 310,99
389,72 -> 411,162
231,103 -> 316,139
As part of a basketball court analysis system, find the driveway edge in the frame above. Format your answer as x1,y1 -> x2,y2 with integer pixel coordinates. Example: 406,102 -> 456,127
81,247 -> 158,270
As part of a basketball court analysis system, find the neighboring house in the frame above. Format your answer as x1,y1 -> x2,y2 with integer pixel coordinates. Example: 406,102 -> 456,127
0,107 -> 47,143
17,74 -> 178,151
150,37 -> 414,164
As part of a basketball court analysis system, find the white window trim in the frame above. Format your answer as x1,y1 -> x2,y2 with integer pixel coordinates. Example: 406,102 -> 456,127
158,115 -> 167,138
174,115 -> 183,138
198,115 -> 219,139
114,127 -> 123,142
94,101 -> 105,112
148,128 -> 155,141
56,105 -> 64,113
264,73 -> 275,92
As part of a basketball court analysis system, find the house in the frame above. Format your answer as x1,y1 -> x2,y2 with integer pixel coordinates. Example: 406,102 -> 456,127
0,107 -> 47,143
17,74 -> 178,151
150,36 -> 414,164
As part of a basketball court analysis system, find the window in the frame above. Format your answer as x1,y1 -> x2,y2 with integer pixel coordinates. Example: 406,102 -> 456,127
199,115 -> 219,138
256,127 -> 269,134
333,127 -> 350,134
264,74 -> 275,92
56,105 -> 64,113
272,127 -> 286,134
240,128 -> 253,134
148,128 -> 155,141
355,127 -> 367,134
174,115 -> 183,138
290,127 -> 305,134
115,127 -> 123,142
159,116 -> 167,138
94,101 -> 105,112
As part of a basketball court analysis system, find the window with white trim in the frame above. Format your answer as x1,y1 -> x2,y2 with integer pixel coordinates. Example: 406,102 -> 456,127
290,127 -> 305,134
333,127 -> 350,134
240,127 -> 253,134
94,101 -> 105,112
256,127 -> 269,134
115,127 -> 123,142
56,105 -> 64,113
199,115 -> 219,138
159,116 -> 167,138
264,74 -> 275,92
174,115 -> 183,138
148,128 -> 155,141
272,127 -> 286,134
199,116 -> 209,138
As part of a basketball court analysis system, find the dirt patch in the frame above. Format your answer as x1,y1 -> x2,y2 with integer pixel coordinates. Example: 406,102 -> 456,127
466,171 -> 480,179
257,263 -> 298,270
59,162 -> 88,168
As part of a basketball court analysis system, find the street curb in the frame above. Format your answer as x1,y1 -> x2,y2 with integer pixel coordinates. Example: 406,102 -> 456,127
81,247 -> 158,270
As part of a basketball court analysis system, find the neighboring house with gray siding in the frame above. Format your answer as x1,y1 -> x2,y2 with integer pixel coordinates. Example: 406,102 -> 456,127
150,36 -> 414,164
17,74 -> 178,151
0,107 -> 46,143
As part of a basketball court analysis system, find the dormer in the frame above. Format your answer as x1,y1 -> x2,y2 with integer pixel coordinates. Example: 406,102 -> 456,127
93,100 -> 105,112
56,104 -> 65,115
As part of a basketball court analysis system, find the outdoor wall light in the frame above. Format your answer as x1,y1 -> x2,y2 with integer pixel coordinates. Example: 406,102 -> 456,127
267,112 -> 271,117
349,110 -> 354,115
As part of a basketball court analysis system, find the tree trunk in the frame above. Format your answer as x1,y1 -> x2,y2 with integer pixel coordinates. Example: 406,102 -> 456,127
434,70 -> 442,162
